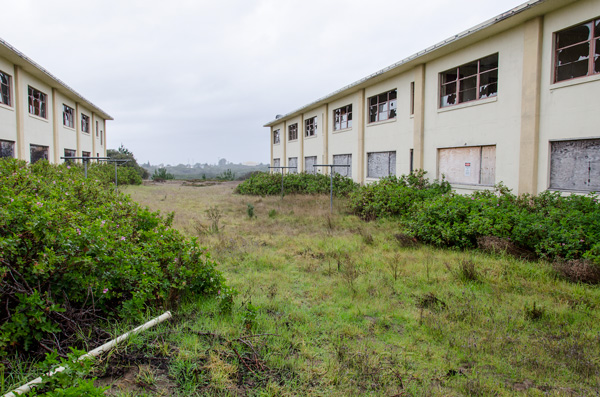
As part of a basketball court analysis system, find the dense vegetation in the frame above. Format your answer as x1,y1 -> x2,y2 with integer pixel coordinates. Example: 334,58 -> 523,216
0,159 -> 226,359
107,145 -> 150,180
235,171 -> 358,196
143,160 -> 269,181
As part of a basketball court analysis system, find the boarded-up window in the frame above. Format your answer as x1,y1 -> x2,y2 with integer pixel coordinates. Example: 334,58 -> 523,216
305,156 -> 317,174
438,145 -> 496,185
367,151 -> 396,178
273,158 -> 280,169
550,139 -> 600,191
288,157 -> 298,173
0,140 -> 14,158
333,154 -> 352,178
30,144 -> 48,164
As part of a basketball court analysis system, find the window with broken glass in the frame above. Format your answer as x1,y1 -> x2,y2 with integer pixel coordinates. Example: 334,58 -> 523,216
333,105 -> 352,130
368,90 -> 397,123
82,151 -> 91,163
30,144 -> 48,164
288,123 -> 298,141
81,114 -> 90,133
305,117 -> 317,137
0,140 -> 14,158
63,104 -> 74,128
367,151 -> 396,178
273,129 -> 280,144
0,71 -> 12,106
28,86 -> 47,118
440,53 -> 498,108
64,148 -> 76,164
554,18 -> 600,83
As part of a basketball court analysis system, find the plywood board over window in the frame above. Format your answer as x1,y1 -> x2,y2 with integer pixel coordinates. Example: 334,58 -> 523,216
273,158 -> 281,169
305,156 -> 317,174
438,145 -> 496,185
550,139 -> 600,191
333,154 -> 352,178
288,157 -> 298,173
367,151 -> 396,178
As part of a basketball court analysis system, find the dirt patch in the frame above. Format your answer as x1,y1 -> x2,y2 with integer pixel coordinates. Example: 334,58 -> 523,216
96,363 -> 177,396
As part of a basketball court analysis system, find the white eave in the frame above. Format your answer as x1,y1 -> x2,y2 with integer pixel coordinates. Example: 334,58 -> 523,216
264,0 -> 574,128
0,37 -> 113,121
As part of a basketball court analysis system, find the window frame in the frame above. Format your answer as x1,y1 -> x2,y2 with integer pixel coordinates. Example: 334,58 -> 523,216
28,86 -> 47,118
0,70 -> 12,107
273,129 -> 280,144
30,144 -> 49,164
81,114 -> 90,133
305,116 -> 317,137
0,139 -> 15,158
553,18 -> 600,83
439,53 -> 498,108
333,104 -> 353,131
368,89 -> 397,123
63,104 -> 74,128
288,123 -> 298,141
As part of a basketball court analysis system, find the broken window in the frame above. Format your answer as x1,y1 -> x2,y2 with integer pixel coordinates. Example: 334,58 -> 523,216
333,105 -> 352,130
288,123 -> 298,141
0,140 -> 14,158
288,157 -> 298,173
304,156 -> 317,174
333,154 -> 352,178
554,18 -> 600,82
273,158 -> 280,169
305,117 -> 317,137
30,144 -> 48,164
82,151 -> 91,163
550,139 -> 599,191
63,104 -> 74,128
81,114 -> 90,133
64,148 -> 76,164
440,54 -> 498,108
368,90 -> 397,123
367,151 -> 396,178
0,71 -> 12,106
28,86 -> 47,118
438,145 -> 496,185
273,129 -> 280,144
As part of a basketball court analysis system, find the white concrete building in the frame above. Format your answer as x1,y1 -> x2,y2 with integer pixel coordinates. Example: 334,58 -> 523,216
0,38 -> 112,164
266,0 -> 600,195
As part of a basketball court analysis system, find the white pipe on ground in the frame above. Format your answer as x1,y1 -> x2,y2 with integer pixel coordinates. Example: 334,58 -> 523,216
4,311 -> 172,397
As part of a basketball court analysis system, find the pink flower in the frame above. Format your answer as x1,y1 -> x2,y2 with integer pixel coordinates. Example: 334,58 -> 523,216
103,288 -> 108,294
36,202 -> 43,207
120,236 -> 126,241
76,228 -> 81,235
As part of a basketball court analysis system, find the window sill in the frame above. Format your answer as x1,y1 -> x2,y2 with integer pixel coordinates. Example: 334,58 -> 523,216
288,139 -> 298,143
28,113 -> 49,122
63,125 -> 76,131
548,188 -> 599,195
0,103 -> 14,111
81,131 -> 91,135
332,127 -> 352,134
549,73 -> 600,91
304,135 -> 318,140
438,96 -> 497,113
450,183 -> 494,190
273,142 -> 280,146
366,118 -> 397,128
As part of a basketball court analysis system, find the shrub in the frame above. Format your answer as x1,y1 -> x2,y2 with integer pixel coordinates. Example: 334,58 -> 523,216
151,167 -> 175,181
0,158 -> 226,357
235,172 -> 358,197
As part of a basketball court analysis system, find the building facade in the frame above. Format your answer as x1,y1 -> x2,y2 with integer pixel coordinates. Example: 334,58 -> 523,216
0,38 -> 112,164
266,0 -> 600,195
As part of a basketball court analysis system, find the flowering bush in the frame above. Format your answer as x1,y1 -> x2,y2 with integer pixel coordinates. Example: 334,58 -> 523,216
235,171 -> 358,196
0,159 -> 226,356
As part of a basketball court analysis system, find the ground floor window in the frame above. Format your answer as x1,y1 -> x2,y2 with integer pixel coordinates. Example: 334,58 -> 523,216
30,144 -> 48,164
367,151 -> 396,178
304,156 -> 317,174
64,148 -> 76,163
288,157 -> 298,173
82,151 -> 91,163
438,145 -> 496,185
273,158 -> 280,170
550,139 -> 599,191
333,154 -> 352,178
1,140 -> 14,158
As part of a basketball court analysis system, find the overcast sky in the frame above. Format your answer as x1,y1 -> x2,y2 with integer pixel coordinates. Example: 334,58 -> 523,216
3,0 -> 524,165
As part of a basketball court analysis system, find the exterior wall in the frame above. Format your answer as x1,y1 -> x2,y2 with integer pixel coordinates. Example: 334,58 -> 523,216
302,106 -> 325,166
0,59 -> 16,144
537,0 -> 600,192
54,91 -> 78,161
20,71 -> 55,162
422,25 -> 525,193
328,92 -> 360,179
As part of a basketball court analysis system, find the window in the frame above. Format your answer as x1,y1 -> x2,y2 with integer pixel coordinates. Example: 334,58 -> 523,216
28,86 -> 47,118
305,117 -> 317,137
63,105 -> 74,128
550,139 -> 599,191
30,144 -> 48,164
333,154 -> 352,178
304,156 -> 317,173
288,157 -> 298,173
82,151 -> 91,163
440,53 -> 498,108
333,105 -> 352,130
96,121 -> 99,137
288,123 -> 298,141
100,129 -> 103,145
273,129 -> 280,144
410,82 -> 415,115
554,18 -> 600,82
0,140 -> 15,158
368,89 -> 397,123
0,71 -> 12,106
81,114 -> 90,133
64,148 -> 76,163
273,158 -> 280,169
367,151 -> 396,178
438,145 -> 496,185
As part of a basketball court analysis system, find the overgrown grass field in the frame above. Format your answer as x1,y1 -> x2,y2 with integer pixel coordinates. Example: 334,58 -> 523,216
115,181 -> 600,395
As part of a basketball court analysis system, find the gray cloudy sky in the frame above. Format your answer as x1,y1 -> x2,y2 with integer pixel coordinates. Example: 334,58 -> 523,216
3,0 -> 524,165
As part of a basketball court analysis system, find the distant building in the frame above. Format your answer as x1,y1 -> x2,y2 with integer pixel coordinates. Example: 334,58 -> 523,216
0,38 -> 112,164
265,0 -> 600,195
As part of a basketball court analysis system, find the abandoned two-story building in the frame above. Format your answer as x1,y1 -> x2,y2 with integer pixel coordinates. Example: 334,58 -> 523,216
266,0 -> 600,195
0,38 -> 112,164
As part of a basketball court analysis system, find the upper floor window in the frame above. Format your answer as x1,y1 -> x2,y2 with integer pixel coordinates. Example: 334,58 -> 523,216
0,71 -> 12,106
368,90 -> 396,123
333,104 -> 352,130
81,114 -> 90,133
440,53 -> 498,108
96,121 -> 99,137
305,116 -> 317,137
288,123 -> 298,141
273,129 -> 280,144
63,104 -> 74,128
28,86 -> 47,118
554,18 -> 600,83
